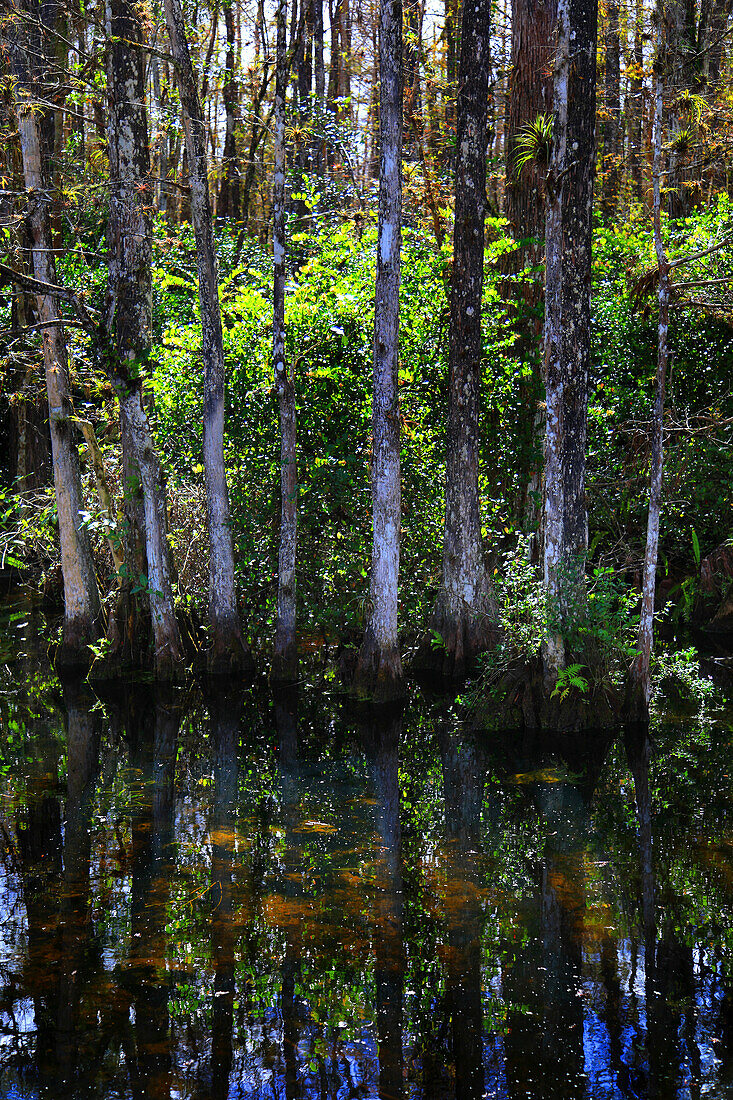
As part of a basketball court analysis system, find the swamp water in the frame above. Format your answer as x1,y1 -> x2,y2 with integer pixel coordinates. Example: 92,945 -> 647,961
1,620 -> 733,1097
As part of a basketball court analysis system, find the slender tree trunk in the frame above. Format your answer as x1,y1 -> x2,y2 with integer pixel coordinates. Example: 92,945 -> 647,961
354,0 -> 404,699
339,0 -> 352,121
626,1 -> 669,720
105,0 -> 183,678
9,11 -> 101,667
218,0 -> 241,220
314,0 -> 325,101
628,0 -> 643,200
403,0 -> 422,157
542,0 -> 597,682
601,0 -> 621,218
415,0 -> 495,679
163,0 -> 252,673
444,0 -> 459,137
272,0 -> 298,681
328,0 -> 342,112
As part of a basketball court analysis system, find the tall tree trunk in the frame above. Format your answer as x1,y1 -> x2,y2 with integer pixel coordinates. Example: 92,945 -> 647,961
504,0 -> 557,548
218,0 -> 241,220
626,0 -> 669,720
542,0 -> 597,681
627,0 -> 643,200
444,0 -> 459,137
403,0 -> 422,157
339,0 -> 352,120
354,0 -> 404,700
700,0 -> 732,84
314,0 -> 325,101
163,0 -> 252,674
667,0 -> 698,218
327,0 -> 342,112
105,0 -> 184,678
9,7 -> 101,667
416,0 -> 495,679
601,0 -> 621,218
272,0 -> 298,681
505,0 -> 556,245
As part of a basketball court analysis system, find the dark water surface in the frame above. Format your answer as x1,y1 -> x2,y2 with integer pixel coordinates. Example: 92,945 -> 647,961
1,632 -> 733,1096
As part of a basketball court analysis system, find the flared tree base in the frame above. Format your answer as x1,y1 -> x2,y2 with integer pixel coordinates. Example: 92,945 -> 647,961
412,591 -> 497,682
271,642 -> 298,684
622,675 -> 650,726
54,613 -> 99,674
470,656 -> 620,734
206,615 -> 255,677
352,629 -> 405,703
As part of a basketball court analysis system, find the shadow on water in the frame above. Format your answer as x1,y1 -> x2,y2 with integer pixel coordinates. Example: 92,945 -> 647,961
0,673 -> 733,1097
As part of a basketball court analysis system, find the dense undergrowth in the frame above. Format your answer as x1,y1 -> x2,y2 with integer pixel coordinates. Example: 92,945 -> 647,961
2,196 -> 733,658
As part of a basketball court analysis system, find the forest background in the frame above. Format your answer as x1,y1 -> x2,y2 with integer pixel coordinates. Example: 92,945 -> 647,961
0,0 -> 732,715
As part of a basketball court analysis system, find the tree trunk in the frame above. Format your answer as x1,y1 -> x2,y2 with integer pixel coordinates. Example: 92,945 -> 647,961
626,0 -> 669,721
700,0 -> 732,84
601,0 -> 621,218
416,0 -> 495,679
10,9 -> 101,667
504,0 -> 556,244
354,0 -> 404,700
217,0 -> 241,220
542,0 -> 597,681
503,0 -> 557,551
105,0 -> 184,679
163,0 -> 252,674
327,0 -> 342,113
627,0 -> 643,200
404,0 -> 422,156
667,0 -> 698,219
272,0 -> 298,682
444,0 -> 459,137
314,0 -> 325,102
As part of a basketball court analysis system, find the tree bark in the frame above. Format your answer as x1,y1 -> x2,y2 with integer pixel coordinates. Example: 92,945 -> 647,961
666,0 -> 698,218
542,0 -> 597,681
9,6 -> 101,667
416,0 -> 496,679
217,0 -> 241,220
505,0 -> 556,244
272,0 -> 298,682
626,0 -> 669,721
105,0 -> 184,679
327,0 -> 342,112
601,0 -> 621,218
627,0 -> 644,200
164,0 -> 252,674
354,0 -> 404,700
503,0 -> 557,550
314,0 -> 325,102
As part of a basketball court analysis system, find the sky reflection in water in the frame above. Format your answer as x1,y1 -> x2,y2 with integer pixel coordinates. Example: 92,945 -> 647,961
0,672 -> 732,1099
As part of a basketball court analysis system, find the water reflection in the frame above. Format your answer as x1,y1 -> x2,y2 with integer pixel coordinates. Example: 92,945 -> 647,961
0,684 -> 732,1098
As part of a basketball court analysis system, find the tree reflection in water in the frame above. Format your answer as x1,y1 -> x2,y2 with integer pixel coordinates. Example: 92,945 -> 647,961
0,683 -> 732,1098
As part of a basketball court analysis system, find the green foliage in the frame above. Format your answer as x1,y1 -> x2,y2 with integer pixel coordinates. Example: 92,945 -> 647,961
651,644 -> 718,717
512,114 -> 553,177
550,663 -> 590,702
